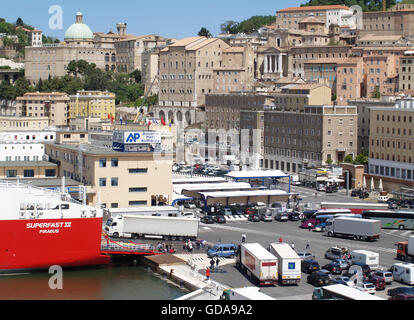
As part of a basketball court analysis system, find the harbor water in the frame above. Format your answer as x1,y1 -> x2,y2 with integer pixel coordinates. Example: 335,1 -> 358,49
0,262 -> 187,300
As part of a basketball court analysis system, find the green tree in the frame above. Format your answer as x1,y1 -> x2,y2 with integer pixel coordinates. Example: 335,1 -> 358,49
198,27 -> 212,37
129,69 -> 141,83
220,20 -> 239,34
354,153 -> 369,164
326,158 -> 333,165
344,154 -> 354,164
371,86 -> 381,99
16,17 -> 24,27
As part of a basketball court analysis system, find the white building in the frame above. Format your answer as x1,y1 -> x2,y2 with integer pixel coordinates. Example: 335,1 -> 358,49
0,131 -> 56,162
326,8 -> 356,28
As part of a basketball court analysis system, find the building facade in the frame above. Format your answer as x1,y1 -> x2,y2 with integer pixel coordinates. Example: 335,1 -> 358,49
69,90 -> 116,120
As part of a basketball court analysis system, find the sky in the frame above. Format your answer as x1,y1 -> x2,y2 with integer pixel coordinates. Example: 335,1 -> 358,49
1,0 -> 305,40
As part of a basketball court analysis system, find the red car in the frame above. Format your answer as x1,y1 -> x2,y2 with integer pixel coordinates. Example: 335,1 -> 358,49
388,293 -> 414,300
367,275 -> 386,290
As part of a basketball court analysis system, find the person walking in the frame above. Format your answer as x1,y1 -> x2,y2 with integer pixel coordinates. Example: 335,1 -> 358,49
205,267 -> 210,280
215,257 -> 220,271
308,222 -> 312,232
210,258 -> 215,272
291,242 -> 295,251
242,233 -> 246,243
306,240 -> 310,250
279,237 -> 283,243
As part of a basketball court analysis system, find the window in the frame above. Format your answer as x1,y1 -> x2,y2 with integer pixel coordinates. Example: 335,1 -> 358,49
128,168 -> 148,174
111,177 -> 118,187
111,158 -> 118,167
111,203 -> 118,208
45,169 -> 56,177
99,178 -> 107,187
23,170 -> 34,178
6,170 -> 17,178
129,187 -> 148,193
99,159 -> 106,168
129,201 -> 147,206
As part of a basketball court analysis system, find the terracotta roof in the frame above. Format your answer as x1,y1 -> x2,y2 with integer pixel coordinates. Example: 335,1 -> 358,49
169,36 -> 205,47
277,5 -> 350,12
187,38 -> 219,50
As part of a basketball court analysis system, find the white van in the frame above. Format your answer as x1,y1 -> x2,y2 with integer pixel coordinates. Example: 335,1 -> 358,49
390,262 -> 414,285
350,250 -> 379,270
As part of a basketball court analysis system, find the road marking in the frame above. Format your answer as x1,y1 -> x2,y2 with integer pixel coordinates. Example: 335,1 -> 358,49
402,231 -> 413,237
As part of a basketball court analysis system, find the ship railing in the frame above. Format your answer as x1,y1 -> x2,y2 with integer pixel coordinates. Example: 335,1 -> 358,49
101,241 -> 155,253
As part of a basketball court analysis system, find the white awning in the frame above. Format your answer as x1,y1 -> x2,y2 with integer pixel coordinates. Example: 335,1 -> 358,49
225,170 -> 290,180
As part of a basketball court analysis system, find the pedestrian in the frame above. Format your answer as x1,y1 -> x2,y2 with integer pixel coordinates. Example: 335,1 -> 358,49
279,237 -> 283,243
205,267 -> 210,280
157,242 -> 163,252
210,258 -> 215,272
242,233 -> 246,243
188,241 -> 193,252
306,240 -> 310,250
308,222 -> 312,232
165,244 -> 169,253
291,242 -> 295,250
315,192 -> 317,198
215,257 -> 220,271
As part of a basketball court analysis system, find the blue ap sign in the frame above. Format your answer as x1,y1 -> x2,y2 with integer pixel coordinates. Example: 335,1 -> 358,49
124,131 -> 161,144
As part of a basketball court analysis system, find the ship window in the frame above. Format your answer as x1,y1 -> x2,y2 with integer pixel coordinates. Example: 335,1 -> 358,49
61,204 -> 69,210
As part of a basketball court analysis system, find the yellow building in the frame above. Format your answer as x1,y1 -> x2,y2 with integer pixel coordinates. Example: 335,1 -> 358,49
69,90 -> 116,120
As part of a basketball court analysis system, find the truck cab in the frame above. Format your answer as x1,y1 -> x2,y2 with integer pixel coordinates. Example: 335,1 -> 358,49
397,241 -> 409,261
105,217 -> 122,237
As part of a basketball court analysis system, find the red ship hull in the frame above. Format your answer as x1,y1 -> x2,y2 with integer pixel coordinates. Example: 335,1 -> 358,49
0,218 -> 110,271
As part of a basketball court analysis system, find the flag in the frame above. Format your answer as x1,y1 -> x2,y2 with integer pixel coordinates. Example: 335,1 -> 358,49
107,114 -> 111,120
161,117 -> 166,126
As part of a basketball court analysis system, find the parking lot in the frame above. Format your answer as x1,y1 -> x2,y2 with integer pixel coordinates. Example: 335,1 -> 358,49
194,213 -> 413,300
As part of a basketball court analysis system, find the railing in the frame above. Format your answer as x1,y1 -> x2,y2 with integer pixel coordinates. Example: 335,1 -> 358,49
101,235 -> 155,254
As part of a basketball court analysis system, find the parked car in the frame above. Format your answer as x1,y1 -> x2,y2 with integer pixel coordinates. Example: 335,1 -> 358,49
200,215 -> 214,224
387,287 -> 414,297
214,215 -> 226,224
297,252 -> 315,261
288,211 -> 301,221
367,275 -> 386,290
350,262 -> 372,277
316,183 -> 326,192
275,211 -> 289,222
333,258 -> 351,270
322,262 -> 342,275
301,260 -> 320,274
325,246 -> 350,260
351,189 -> 360,197
332,276 -> 351,286
388,293 -> 414,300
372,270 -> 393,285
307,270 -> 331,287
325,185 -> 338,193
259,210 -> 273,222
230,206 -> 244,216
184,201 -> 196,209
355,282 -> 376,295
207,243 -> 237,258
182,212 -> 196,218
247,213 -> 260,222
219,207 -> 233,216
388,202 -> 399,209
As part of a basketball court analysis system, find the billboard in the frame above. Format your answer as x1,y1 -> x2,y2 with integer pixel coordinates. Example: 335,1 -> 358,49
112,131 -> 162,145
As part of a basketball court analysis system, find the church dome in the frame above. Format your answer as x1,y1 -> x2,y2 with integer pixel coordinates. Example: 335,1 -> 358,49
64,12 -> 93,41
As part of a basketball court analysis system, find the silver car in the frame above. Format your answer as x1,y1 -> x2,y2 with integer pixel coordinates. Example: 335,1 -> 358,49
373,270 -> 393,284
298,252 -> 315,261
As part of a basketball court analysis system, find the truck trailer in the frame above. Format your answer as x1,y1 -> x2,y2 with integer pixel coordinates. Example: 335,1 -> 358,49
236,243 -> 278,286
325,216 -> 381,241
104,214 -> 199,240
268,243 -> 301,285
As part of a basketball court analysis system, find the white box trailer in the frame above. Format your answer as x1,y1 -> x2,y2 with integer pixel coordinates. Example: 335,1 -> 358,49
236,243 -> 278,286
351,250 -> 380,270
268,243 -> 301,285
104,214 -> 199,240
107,206 -> 180,217
221,287 -> 276,300
313,284 -> 384,300
325,216 -> 381,241
391,262 -> 414,285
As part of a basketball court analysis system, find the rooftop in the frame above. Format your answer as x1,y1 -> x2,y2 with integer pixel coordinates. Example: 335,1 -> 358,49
0,161 -> 57,167
278,5 -> 350,12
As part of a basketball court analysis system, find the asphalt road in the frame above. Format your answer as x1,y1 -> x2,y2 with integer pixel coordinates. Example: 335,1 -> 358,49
193,185 -> 413,300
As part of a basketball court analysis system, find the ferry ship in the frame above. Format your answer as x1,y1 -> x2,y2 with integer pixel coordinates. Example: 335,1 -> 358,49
0,180 -> 110,272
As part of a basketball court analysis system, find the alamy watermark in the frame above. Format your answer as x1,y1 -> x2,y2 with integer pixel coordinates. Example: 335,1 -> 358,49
48,5 -> 63,30
48,265 -> 63,290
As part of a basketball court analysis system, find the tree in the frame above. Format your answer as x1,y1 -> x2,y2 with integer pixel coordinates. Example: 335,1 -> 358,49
326,158 -> 333,165
354,153 -> 369,165
198,27 -> 212,38
371,86 -> 381,99
344,154 -> 354,164
130,69 -> 141,83
220,20 -> 239,34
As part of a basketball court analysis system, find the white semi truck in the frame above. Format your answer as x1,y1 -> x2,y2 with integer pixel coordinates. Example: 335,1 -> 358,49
325,216 -> 381,241
104,214 -> 199,241
268,243 -> 301,285
107,206 -> 181,217
236,243 -> 278,286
